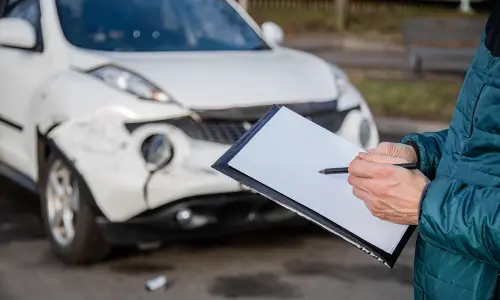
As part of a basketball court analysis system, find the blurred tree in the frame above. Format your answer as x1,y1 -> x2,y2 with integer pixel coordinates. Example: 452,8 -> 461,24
336,0 -> 348,32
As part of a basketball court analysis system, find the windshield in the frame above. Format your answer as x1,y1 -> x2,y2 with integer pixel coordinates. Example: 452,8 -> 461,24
55,0 -> 270,52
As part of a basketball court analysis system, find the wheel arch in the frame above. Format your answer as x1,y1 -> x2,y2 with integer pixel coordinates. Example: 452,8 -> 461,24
36,125 -> 107,219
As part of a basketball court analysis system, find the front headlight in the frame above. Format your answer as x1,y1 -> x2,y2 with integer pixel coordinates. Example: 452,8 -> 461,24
141,134 -> 174,171
88,65 -> 170,102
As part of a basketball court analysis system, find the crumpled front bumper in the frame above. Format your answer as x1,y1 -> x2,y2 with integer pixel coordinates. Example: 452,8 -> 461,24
48,110 -> 248,223
50,115 -> 302,245
96,192 -> 302,245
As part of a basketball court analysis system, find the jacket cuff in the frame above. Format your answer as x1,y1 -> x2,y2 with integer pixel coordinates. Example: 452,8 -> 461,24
418,182 -> 431,221
404,141 -> 421,169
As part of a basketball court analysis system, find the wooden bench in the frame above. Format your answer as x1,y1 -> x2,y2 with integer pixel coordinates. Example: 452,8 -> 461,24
403,18 -> 486,75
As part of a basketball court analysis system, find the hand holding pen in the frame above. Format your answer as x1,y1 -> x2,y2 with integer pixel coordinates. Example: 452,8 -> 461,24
342,148 -> 428,225
319,162 -> 417,174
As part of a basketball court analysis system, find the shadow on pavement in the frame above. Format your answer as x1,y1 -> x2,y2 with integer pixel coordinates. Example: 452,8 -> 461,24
0,176 -> 44,244
104,222 -> 328,264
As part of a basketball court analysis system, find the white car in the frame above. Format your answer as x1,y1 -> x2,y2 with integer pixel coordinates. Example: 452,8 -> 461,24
0,0 -> 379,264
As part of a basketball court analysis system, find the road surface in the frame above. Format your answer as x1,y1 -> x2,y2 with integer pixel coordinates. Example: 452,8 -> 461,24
0,133 -> 414,300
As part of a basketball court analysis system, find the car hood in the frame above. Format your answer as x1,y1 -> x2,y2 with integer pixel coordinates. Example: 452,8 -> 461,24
71,48 -> 339,110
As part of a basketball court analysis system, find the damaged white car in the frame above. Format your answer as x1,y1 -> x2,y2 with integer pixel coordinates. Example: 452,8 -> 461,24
0,0 -> 379,264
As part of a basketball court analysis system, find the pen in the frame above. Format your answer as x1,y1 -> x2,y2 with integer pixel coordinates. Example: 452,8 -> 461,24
318,163 -> 418,174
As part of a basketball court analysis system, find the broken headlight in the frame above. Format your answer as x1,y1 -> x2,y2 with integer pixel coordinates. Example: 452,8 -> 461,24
141,134 -> 174,170
88,65 -> 170,102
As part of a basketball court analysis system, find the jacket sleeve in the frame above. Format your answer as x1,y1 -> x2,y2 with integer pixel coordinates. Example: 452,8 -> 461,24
414,88 -> 500,266
401,130 -> 448,180
418,177 -> 500,266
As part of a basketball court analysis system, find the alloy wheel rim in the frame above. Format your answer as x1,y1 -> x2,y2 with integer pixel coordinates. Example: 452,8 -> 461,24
46,160 -> 79,246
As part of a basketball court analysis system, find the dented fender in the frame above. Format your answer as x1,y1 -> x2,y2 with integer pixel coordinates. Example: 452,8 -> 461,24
31,70 -> 194,221
47,110 -> 193,222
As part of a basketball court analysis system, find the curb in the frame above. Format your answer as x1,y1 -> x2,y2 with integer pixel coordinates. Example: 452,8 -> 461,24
375,117 -> 449,137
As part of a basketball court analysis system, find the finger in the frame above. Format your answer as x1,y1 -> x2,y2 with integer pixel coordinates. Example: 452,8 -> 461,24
352,187 -> 373,203
349,174 -> 392,198
359,152 -> 409,164
352,188 -> 377,214
347,174 -> 371,189
349,158 -> 391,179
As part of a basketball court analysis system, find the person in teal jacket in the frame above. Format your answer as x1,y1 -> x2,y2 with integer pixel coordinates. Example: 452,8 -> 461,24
348,4 -> 500,300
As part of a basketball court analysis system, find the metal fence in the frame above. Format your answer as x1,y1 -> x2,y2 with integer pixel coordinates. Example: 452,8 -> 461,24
248,0 -> 428,12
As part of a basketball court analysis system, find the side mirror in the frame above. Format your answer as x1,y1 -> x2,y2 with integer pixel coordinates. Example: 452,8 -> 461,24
261,21 -> 284,45
0,18 -> 36,50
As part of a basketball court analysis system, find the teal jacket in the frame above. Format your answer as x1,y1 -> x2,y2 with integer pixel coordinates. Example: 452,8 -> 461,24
401,7 -> 500,300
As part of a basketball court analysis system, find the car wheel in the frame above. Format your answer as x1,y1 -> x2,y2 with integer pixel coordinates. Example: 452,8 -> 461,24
40,153 -> 110,265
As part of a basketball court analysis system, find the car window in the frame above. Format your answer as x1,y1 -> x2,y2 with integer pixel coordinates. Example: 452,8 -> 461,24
55,0 -> 270,52
185,1 -> 255,48
5,0 -> 43,50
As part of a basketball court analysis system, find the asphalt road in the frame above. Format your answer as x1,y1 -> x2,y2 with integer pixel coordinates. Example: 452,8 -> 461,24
0,133 -> 414,300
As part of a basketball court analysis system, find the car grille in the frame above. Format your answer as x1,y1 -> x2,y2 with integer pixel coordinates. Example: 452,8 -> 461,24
163,109 -> 356,145
125,102 -> 360,145
166,118 -> 254,144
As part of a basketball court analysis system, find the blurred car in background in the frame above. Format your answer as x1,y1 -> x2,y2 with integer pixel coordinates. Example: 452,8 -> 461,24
0,0 -> 379,264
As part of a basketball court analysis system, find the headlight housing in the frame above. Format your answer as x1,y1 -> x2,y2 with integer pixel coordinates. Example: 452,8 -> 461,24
141,134 -> 174,171
88,65 -> 170,102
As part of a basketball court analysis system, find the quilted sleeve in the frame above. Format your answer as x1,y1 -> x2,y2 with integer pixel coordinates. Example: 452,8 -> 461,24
415,84 -> 500,266
401,130 -> 448,180
418,177 -> 500,266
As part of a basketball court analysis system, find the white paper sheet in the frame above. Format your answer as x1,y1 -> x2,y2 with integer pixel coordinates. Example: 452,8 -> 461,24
228,107 -> 408,254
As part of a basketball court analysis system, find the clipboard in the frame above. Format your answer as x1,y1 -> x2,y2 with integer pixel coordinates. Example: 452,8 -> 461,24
212,105 -> 415,268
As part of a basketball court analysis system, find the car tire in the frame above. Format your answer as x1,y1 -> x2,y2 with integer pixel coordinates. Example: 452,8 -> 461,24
39,153 -> 110,265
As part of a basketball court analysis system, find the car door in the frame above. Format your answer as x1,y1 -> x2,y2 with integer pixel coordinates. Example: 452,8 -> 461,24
0,0 -> 48,177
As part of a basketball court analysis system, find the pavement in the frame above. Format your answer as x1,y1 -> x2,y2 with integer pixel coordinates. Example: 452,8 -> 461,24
284,33 -> 471,72
0,132 -> 417,300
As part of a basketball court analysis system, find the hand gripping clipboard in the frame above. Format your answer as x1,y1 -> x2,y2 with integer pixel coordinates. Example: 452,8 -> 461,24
212,105 -> 415,268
